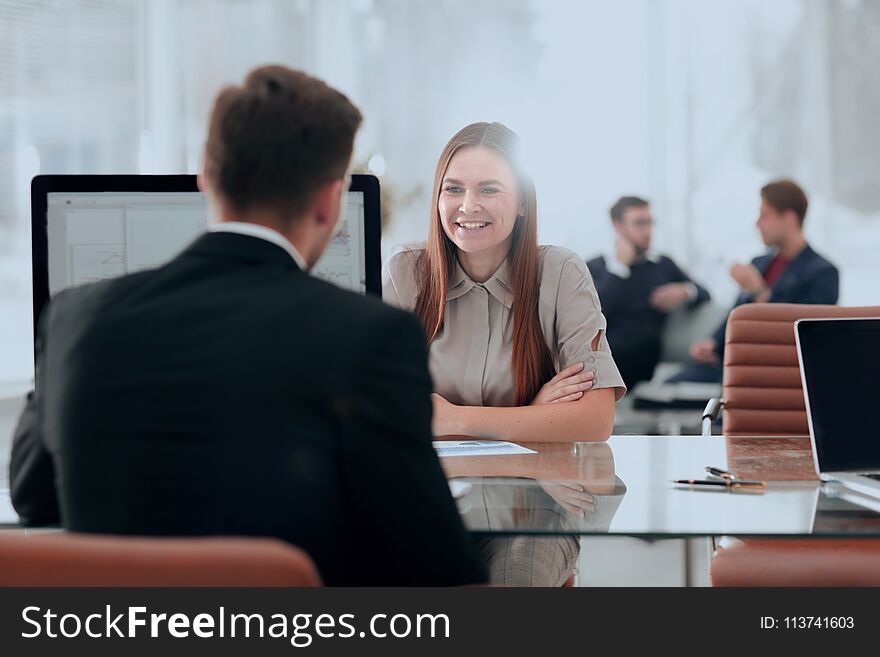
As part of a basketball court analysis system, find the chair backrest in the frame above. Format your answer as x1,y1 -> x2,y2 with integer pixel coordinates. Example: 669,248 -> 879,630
722,303 -> 880,436
0,533 -> 322,586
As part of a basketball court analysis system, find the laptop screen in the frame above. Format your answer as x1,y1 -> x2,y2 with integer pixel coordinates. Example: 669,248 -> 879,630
797,318 -> 880,472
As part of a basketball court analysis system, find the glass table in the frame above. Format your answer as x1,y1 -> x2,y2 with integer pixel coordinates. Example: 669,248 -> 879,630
439,435 -> 880,537
2,435 -> 879,538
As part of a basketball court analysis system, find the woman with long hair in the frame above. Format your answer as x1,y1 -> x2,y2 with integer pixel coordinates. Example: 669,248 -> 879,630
383,122 -> 626,585
385,122 -> 624,437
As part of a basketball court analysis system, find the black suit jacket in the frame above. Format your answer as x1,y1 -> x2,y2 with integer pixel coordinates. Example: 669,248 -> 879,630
586,254 -> 710,342
9,231 -> 486,586
710,244 -> 839,351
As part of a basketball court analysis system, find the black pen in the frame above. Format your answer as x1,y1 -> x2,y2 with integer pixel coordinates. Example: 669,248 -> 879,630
672,479 -> 766,489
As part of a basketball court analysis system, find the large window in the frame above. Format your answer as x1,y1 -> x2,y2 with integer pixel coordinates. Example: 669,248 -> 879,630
2,0 -> 879,388
0,0 -> 140,388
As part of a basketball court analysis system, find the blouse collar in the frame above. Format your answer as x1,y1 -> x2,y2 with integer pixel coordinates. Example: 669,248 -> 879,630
447,256 -> 514,309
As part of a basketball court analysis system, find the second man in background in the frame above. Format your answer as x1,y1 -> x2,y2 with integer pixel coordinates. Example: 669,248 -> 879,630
587,196 -> 710,388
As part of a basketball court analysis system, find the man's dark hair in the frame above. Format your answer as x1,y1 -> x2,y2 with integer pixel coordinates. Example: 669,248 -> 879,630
761,179 -> 809,226
204,65 -> 362,220
609,196 -> 649,222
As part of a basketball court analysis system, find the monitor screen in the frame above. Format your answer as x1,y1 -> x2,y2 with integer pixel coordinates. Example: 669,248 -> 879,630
797,318 -> 880,472
31,175 -> 381,336
47,190 -> 367,293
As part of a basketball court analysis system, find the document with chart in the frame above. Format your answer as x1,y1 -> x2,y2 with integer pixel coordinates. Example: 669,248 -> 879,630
433,441 -> 537,457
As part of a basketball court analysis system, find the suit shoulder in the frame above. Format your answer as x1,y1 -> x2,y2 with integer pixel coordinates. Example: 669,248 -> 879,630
750,253 -> 777,273
308,281 -> 427,363
585,254 -> 607,271
808,248 -> 839,273
49,269 -> 154,315
293,274 -> 420,330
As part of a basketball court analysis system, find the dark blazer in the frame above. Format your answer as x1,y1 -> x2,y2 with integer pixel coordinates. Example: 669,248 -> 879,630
711,244 -> 839,350
586,254 -> 710,341
9,231 -> 486,586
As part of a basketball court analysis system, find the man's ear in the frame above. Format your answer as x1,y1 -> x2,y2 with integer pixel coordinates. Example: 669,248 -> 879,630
313,178 -> 345,227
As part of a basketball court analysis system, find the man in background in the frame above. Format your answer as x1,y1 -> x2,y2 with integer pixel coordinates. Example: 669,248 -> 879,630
9,65 -> 486,586
669,179 -> 839,383
587,196 -> 710,388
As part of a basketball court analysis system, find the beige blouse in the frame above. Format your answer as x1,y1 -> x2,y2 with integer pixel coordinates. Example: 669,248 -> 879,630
383,243 -> 626,407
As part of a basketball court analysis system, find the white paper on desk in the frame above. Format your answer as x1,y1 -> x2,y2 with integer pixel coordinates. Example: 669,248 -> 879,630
433,440 -> 536,457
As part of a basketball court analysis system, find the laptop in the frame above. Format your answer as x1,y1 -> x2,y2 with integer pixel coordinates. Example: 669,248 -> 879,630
795,317 -> 880,498
30,174 -> 381,342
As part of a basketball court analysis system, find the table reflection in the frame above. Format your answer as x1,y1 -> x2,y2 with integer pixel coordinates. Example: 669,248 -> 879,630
439,436 -> 880,537
446,443 -> 627,534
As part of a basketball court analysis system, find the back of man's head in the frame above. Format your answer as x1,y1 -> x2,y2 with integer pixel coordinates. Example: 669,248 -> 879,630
609,196 -> 649,223
203,65 -> 362,222
761,179 -> 808,226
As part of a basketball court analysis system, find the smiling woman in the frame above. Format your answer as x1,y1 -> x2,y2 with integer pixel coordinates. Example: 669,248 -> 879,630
383,122 -> 626,438
382,122 -> 627,586
439,148 -> 522,283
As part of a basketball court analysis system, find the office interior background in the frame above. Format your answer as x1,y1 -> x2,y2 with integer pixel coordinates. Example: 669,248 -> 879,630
1,0 -> 879,391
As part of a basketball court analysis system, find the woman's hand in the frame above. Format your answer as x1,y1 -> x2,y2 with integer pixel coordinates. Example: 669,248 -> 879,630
530,362 -> 594,405
538,481 -> 595,518
431,393 -> 460,436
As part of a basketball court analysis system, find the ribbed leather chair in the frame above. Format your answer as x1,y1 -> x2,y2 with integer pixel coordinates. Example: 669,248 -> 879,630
720,303 -> 880,436
707,303 -> 880,586
0,533 -> 322,586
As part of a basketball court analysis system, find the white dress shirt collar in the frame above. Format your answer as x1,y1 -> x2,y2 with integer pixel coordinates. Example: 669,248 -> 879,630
208,221 -> 308,270
603,249 -> 661,279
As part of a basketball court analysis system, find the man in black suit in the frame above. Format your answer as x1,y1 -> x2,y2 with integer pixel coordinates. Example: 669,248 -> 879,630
669,179 -> 839,383
587,196 -> 710,388
9,66 -> 486,586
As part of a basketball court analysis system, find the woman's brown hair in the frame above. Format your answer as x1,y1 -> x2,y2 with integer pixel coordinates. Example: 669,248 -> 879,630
413,122 -> 554,406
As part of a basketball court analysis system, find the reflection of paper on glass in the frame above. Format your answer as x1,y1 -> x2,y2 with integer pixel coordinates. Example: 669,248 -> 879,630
448,480 -> 472,498
433,440 -> 536,457
70,244 -> 125,284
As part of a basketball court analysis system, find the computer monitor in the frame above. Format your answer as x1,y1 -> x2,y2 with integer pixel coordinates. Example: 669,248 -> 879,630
30,174 -> 381,336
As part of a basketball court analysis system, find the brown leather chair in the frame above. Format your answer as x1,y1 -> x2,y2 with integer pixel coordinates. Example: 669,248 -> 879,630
704,303 -> 880,586
708,303 -> 880,436
0,533 -> 322,586
711,539 -> 880,586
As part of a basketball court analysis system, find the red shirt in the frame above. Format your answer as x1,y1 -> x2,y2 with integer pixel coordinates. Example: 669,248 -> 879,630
762,254 -> 790,287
